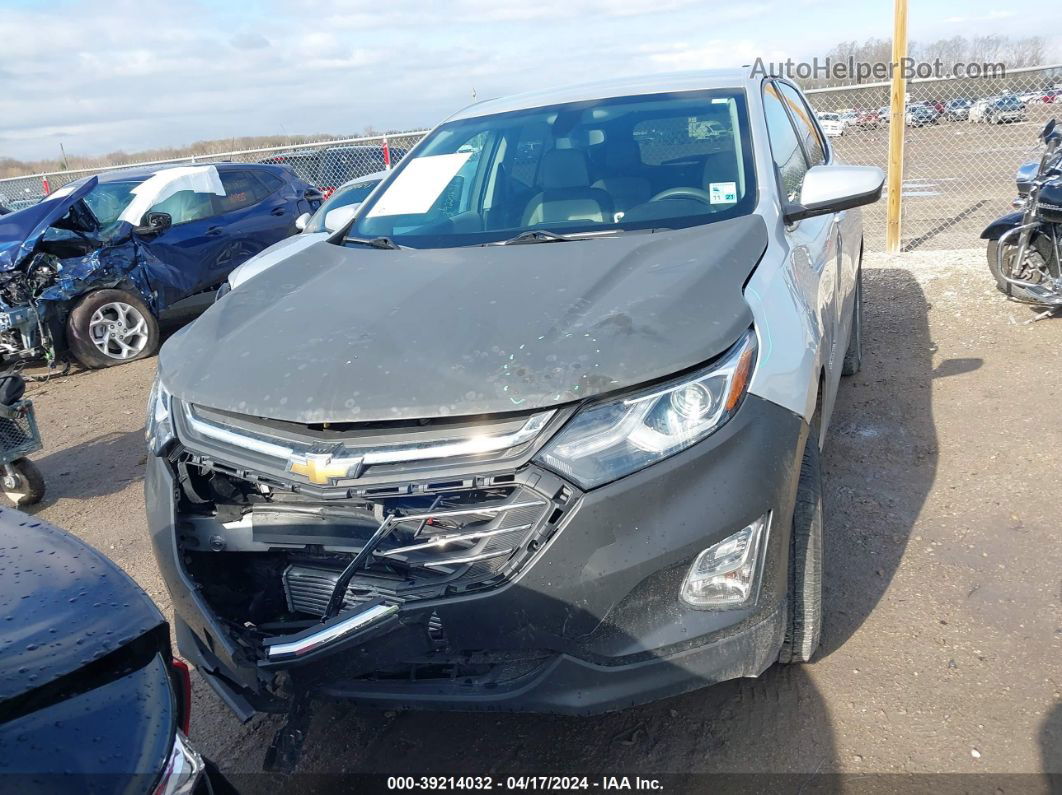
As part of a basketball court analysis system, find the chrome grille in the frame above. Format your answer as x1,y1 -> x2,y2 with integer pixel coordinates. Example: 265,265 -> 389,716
279,486 -> 551,612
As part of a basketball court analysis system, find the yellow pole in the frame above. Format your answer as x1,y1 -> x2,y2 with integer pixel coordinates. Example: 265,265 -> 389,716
885,0 -> 909,253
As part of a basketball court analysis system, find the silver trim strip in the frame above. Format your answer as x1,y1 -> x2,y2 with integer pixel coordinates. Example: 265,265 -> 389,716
421,548 -> 514,568
376,523 -> 534,557
392,500 -> 545,523
266,603 -> 399,659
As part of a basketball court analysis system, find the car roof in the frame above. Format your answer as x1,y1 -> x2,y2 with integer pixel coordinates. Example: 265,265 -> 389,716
447,69 -> 755,121
91,161 -> 288,184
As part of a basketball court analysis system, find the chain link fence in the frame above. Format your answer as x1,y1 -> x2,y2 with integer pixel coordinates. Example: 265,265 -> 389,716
3,65 -> 1062,251
806,64 -> 1062,251
0,131 -> 429,210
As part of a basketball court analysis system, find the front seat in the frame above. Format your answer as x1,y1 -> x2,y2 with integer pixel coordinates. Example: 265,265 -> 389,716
592,140 -> 651,213
522,149 -> 614,226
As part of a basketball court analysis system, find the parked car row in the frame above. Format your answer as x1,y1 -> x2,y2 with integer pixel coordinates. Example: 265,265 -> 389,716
816,91 -> 1039,131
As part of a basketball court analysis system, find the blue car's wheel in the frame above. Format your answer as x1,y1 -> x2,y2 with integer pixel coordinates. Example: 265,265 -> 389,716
67,289 -> 159,368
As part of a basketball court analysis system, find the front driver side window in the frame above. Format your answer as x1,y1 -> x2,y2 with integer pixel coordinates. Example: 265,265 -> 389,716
763,82 -> 809,204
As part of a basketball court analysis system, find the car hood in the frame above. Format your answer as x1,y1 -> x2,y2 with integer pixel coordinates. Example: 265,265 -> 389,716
161,214 -> 769,423
0,507 -> 166,701
0,177 -> 98,272
228,231 -> 328,289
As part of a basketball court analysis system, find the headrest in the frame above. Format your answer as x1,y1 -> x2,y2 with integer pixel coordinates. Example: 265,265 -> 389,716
540,149 -> 591,189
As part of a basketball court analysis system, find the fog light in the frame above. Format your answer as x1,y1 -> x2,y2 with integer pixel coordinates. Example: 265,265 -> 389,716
680,513 -> 770,609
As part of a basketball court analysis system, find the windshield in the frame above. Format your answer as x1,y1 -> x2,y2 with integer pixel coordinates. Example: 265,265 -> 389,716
348,89 -> 755,248
81,179 -> 145,226
305,175 -> 383,233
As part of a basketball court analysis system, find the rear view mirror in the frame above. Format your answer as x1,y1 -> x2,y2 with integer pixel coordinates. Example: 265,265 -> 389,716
135,211 -> 172,236
323,205 -> 357,233
785,165 -> 885,223
294,212 -> 311,232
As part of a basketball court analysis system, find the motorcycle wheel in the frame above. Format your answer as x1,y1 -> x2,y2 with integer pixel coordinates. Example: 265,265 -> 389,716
987,236 -> 1059,305
2,458 -> 45,508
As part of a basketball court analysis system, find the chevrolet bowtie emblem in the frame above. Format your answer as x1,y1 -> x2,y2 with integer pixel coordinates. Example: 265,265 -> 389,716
287,451 -> 363,485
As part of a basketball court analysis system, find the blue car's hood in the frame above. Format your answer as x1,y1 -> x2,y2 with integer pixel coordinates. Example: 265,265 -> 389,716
0,177 -> 98,271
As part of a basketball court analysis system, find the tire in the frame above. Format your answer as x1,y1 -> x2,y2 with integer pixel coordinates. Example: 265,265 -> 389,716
842,267 -> 863,376
987,238 -> 1058,305
778,430 -> 824,664
3,458 -> 45,507
66,289 -> 159,369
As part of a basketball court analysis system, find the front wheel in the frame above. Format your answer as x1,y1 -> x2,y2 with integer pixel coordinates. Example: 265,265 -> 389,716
778,429 -> 824,664
987,237 -> 1058,305
66,289 -> 159,369
842,267 -> 863,376
3,458 -> 44,507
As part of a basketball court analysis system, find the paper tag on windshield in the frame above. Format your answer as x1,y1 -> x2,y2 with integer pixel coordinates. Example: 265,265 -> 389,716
709,182 -> 737,204
366,152 -> 472,218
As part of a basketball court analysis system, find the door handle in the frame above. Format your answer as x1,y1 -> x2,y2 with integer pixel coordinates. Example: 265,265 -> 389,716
207,226 -> 223,236
271,207 -> 287,216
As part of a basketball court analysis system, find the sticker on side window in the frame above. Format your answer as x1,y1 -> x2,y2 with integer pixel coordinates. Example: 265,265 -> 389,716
709,182 -> 738,204
366,152 -> 472,218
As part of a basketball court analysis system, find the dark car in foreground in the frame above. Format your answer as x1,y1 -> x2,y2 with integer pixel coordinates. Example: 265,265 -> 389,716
0,508 -> 228,793
0,163 -> 320,369
146,71 -> 882,751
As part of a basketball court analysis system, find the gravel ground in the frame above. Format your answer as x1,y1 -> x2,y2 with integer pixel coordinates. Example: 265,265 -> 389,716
14,248 -> 1062,790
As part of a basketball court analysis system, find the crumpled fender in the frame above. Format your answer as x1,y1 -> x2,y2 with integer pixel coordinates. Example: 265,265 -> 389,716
36,233 -> 155,314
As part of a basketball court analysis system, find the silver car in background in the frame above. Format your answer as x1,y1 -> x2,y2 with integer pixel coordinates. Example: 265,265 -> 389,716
218,170 -> 388,293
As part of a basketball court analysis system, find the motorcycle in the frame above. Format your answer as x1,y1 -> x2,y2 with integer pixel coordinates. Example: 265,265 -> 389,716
982,119 -> 1062,305
0,370 -> 45,507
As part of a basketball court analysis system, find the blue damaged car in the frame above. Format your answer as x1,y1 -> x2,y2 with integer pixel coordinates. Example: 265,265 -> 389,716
0,163 -> 320,369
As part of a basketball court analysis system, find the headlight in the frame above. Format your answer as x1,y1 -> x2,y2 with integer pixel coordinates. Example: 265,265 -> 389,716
146,375 -> 175,456
536,330 -> 756,489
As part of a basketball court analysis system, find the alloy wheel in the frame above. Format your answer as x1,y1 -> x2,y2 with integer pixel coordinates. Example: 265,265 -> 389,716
88,301 -> 150,360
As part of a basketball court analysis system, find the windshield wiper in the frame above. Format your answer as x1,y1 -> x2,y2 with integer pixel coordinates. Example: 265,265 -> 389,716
498,229 -> 624,245
499,229 -> 576,245
344,235 -> 402,250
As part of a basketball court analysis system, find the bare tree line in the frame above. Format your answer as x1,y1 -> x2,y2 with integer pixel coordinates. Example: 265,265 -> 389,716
799,35 -> 1053,89
0,127 -> 390,180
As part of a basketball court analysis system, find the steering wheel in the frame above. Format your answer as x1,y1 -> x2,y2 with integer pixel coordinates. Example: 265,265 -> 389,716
649,187 -> 713,204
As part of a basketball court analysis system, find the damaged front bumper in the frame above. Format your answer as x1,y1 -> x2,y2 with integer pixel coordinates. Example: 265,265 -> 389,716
146,394 -> 806,717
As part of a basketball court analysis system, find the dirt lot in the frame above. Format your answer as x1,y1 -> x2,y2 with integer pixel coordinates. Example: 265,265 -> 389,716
13,249 -> 1062,790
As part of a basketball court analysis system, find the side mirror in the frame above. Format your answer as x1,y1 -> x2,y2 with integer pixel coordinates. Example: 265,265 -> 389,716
784,165 -> 885,224
135,211 -> 172,236
323,205 -> 357,233
1042,118 -> 1056,142
294,212 -> 311,232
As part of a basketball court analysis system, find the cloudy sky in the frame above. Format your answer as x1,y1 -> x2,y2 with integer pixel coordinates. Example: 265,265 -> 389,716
0,0 -> 1058,161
